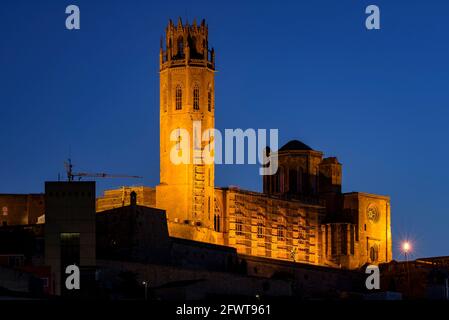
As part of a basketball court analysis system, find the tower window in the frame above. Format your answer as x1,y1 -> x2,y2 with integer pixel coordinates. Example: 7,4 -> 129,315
276,168 -> 282,193
208,90 -> 212,112
289,169 -> 297,193
177,37 -> 184,57
175,85 -> 182,110
193,85 -> 200,110
297,169 -> 302,193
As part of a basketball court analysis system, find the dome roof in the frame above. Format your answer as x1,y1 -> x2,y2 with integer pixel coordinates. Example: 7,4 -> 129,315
279,140 -> 313,152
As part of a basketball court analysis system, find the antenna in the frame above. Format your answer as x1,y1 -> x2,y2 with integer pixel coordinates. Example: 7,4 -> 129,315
64,158 -> 74,181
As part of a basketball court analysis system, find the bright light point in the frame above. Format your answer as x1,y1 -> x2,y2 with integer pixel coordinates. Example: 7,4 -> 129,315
402,241 -> 411,253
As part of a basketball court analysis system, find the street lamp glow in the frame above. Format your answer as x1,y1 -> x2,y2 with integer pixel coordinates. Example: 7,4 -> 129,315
142,281 -> 149,300
402,241 -> 411,253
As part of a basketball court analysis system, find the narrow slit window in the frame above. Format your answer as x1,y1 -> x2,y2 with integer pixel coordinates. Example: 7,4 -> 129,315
193,85 -> 200,110
208,90 -> 212,112
176,85 -> 182,110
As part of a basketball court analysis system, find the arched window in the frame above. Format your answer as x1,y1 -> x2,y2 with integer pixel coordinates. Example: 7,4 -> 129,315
274,167 -> 284,193
175,85 -> 182,110
289,169 -> 297,193
214,214 -> 221,232
370,245 -> 379,262
208,89 -> 212,112
190,36 -> 196,52
298,168 -> 303,193
177,37 -> 184,57
193,85 -> 200,110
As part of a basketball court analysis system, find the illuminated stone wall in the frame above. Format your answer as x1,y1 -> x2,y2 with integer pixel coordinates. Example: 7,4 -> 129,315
215,187 -> 324,265
96,186 -> 392,269
321,223 -> 360,269
96,186 -> 155,212
343,192 -> 392,266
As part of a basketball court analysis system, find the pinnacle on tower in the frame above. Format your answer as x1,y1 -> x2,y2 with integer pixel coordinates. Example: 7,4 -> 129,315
160,18 -> 215,71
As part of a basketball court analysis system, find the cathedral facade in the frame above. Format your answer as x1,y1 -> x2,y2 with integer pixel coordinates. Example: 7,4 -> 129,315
97,19 -> 392,269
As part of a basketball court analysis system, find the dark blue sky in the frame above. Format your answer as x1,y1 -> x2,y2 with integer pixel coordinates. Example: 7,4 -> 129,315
1,0 -> 448,259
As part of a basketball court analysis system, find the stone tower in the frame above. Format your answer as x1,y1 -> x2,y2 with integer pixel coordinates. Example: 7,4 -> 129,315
156,18 -> 216,240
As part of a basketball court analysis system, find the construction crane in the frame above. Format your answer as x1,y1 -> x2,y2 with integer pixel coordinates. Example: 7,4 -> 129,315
64,158 -> 142,181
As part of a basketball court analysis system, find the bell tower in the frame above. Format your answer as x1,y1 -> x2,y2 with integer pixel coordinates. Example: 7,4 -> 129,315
156,18 -> 216,239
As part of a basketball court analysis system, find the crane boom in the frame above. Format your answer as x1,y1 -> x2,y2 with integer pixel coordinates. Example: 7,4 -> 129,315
72,172 -> 142,179
64,158 -> 142,181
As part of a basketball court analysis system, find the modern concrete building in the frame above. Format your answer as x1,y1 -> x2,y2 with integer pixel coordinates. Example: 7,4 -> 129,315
44,182 -> 96,295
